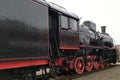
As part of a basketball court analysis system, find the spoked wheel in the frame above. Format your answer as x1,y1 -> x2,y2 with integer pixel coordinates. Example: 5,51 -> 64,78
100,62 -> 105,68
86,57 -> 93,72
93,57 -> 99,70
93,60 -> 99,70
74,57 -> 84,74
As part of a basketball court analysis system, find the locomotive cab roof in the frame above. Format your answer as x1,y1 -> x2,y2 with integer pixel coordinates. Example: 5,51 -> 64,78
33,0 -> 79,20
33,0 -> 49,6
48,2 -> 79,20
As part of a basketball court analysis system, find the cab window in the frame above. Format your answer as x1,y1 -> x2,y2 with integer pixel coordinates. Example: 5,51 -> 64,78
60,15 -> 68,29
69,18 -> 77,31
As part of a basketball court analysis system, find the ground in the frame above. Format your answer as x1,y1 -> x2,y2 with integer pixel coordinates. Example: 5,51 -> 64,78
73,63 -> 120,80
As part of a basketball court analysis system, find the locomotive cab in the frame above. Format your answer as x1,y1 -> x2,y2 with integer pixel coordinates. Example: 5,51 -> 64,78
49,2 -> 79,57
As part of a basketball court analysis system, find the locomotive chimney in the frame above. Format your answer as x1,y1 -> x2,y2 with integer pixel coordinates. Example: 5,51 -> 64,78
101,26 -> 106,33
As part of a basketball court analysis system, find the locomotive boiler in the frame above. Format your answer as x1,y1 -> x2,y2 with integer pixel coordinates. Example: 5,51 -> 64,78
99,26 -> 113,47
79,21 -> 114,47
0,0 -> 117,80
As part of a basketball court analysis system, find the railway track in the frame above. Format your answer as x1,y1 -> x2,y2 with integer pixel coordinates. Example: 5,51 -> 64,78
45,64 -> 118,80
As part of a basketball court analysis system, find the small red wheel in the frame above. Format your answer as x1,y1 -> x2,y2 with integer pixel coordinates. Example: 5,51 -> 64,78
93,56 -> 99,70
100,63 -> 105,68
86,57 -> 93,71
93,60 -> 99,70
74,57 -> 84,74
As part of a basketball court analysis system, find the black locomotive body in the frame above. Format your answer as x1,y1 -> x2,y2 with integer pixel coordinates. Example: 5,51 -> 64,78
0,0 -> 117,80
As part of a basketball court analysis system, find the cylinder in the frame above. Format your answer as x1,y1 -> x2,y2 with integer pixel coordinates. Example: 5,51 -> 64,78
101,26 -> 106,33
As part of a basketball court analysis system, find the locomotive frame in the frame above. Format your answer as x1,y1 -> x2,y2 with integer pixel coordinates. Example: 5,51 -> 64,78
0,0 -> 117,80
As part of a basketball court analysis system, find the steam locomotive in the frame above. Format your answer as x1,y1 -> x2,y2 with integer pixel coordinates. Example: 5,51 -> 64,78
0,0 -> 117,80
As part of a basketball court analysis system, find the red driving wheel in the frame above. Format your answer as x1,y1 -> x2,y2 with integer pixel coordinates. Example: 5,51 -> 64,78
93,57 -> 99,70
93,60 -> 99,70
74,57 -> 84,74
86,57 -> 93,71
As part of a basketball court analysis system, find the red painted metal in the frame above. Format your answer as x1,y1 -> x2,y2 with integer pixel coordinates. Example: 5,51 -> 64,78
70,58 -> 75,69
0,57 -> 48,61
80,45 -> 114,50
49,57 -> 66,67
59,46 -> 79,50
64,57 -> 76,71
86,61 -> 93,71
100,63 -> 105,68
93,56 -> 99,70
93,61 -> 99,70
57,57 -> 65,66
49,57 -> 76,72
86,56 -> 93,72
74,57 -> 84,74
0,59 -> 48,70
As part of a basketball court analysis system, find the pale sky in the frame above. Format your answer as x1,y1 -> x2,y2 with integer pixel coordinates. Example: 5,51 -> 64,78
46,0 -> 120,45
